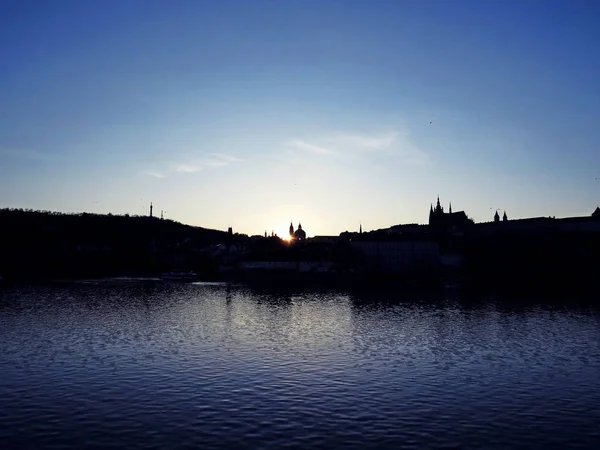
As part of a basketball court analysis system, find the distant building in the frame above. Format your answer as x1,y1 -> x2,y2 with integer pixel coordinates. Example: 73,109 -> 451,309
428,197 -> 473,233
475,206 -> 600,234
388,224 -> 427,234
310,235 -> 338,244
351,237 -> 440,275
289,221 -> 306,241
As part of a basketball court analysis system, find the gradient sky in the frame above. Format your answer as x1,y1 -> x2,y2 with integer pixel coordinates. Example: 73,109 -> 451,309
1,0 -> 600,237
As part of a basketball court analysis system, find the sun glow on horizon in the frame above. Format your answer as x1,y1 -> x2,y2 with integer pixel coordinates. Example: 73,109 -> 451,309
277,228 -> 292,242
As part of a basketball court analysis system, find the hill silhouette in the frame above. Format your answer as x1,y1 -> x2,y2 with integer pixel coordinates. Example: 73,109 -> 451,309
0,208 -> 227,281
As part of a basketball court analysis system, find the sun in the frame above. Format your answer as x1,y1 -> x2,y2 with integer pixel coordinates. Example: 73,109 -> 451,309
275,226 -> 292,242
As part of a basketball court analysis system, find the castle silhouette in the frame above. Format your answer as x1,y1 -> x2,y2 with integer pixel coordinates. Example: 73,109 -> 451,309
428,196 -> 472,232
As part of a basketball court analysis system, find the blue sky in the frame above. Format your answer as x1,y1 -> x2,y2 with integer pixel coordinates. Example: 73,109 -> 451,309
1,0 -> 599,236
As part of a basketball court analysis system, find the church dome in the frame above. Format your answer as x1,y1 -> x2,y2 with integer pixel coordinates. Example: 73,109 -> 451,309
293,222 -> 306,240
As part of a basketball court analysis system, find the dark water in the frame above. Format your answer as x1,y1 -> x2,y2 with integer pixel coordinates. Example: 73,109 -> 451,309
1,280 -> 600,449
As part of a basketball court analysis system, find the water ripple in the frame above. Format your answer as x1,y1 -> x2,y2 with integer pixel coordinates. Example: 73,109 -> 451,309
1,282 -> 599,448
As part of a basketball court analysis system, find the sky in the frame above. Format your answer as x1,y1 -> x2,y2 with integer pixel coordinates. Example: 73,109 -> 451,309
1,0 -> 600,237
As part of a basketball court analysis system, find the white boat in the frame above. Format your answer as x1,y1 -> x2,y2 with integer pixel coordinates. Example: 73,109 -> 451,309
160,271 -> 197,281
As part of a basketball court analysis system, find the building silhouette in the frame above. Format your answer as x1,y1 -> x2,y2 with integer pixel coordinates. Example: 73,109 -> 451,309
289,221 -> 307,241
429,196 -> 472,233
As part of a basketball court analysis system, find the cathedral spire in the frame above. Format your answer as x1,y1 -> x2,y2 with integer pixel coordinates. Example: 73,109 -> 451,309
449,202 -> 452,214
435,195 -> 443,213
359,223 -> 362,234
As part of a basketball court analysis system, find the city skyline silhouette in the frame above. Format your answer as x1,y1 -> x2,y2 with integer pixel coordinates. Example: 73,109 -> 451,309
1,0 -> 599,236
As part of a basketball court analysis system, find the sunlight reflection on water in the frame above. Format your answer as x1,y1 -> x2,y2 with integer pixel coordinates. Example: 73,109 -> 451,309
1,281 -> 599,448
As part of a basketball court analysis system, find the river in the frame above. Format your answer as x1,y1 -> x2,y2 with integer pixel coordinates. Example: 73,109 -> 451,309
1,279 -> 599,449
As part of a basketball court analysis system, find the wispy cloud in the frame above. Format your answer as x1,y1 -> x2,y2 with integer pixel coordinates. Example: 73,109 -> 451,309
144,171 -> 166,178
330,132 -> 399,150
199,153 -> 245,167
392,137 -> 430,164
173,163 -> 202,173
208,153 -> 244,163
163,152 -> 244,175
285,139 -> 334,156
285,129 -> 429,165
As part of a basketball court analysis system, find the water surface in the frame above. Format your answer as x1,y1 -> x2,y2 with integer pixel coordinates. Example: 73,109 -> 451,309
1,280 -> 599,449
